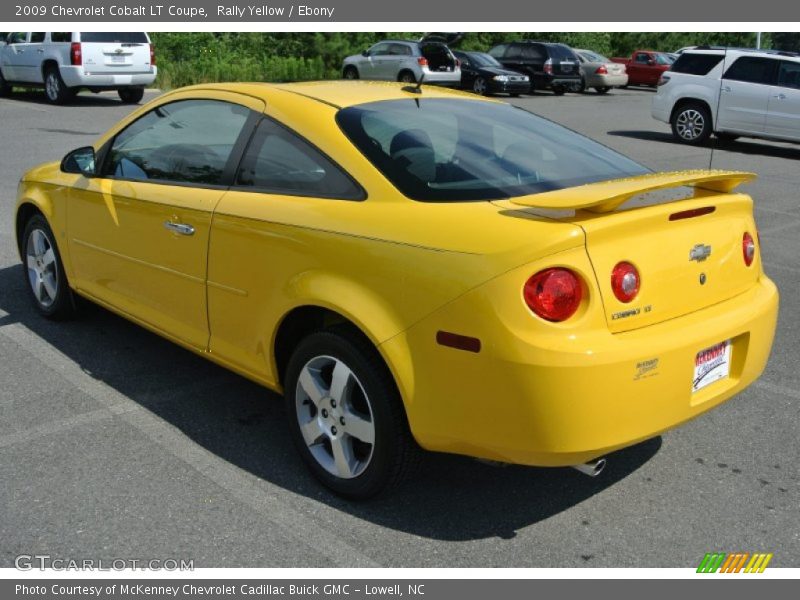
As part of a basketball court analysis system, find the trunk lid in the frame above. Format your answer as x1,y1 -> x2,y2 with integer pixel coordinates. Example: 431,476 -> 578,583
509,171 -> 760,333
78,32 -> 152,75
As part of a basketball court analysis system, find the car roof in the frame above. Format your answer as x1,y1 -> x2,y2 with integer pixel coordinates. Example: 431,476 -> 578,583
173,81 -> 491,110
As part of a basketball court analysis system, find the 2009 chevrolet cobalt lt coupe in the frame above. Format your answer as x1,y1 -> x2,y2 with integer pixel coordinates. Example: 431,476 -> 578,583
16,82 -> 778,498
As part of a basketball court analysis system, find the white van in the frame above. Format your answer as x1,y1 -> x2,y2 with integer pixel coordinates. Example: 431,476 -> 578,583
0,32 -> 157,104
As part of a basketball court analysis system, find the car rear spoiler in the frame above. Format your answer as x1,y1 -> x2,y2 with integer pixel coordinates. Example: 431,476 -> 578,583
509,170 -> 756,213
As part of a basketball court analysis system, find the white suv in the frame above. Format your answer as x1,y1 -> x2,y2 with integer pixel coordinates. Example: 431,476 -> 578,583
652,48 -> 800,145
0,32 -> 156,104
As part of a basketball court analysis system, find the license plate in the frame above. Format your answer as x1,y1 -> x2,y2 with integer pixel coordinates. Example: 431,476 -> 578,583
111,55 -> 125,63
693,340 -> 731,393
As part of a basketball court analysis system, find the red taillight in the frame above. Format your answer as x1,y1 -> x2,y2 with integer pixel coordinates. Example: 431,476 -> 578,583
611,262 -> 640,303
743,232 -> 755,266
417,57 -> 428,67
524,268 -> 583,322
149,43 -> 156,65
544,59 -> 554,75
595,65 -> 608,75
70,42 -> 82,66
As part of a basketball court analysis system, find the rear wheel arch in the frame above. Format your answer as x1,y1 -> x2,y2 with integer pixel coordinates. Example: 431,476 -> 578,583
40,59 -> 59,83
670,98 -> 714,130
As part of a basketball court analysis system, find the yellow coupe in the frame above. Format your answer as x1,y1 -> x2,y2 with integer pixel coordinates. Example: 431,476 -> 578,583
15,82 -> 778,498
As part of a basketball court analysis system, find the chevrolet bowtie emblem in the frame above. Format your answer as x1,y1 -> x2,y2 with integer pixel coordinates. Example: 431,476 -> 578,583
689,244 -> 712,262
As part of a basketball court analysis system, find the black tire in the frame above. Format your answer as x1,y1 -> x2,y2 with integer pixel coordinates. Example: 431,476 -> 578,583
398,70 -> 416,84
671,102 -> 712,145
552,86 -> 566,96
343,66 -> 359,80
595,86 -> 611,94
509,93 -> 520,97
21,215 -> 77,320
577,78 -> 586,94
118,87 -> 145,104
715,132 -> 740,143
0,69 -> 11,97
43,67 -> 74,105
285,329 -> 420,499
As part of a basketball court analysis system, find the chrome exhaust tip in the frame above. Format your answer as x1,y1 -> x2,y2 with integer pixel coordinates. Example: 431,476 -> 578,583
571,458 -> 607,477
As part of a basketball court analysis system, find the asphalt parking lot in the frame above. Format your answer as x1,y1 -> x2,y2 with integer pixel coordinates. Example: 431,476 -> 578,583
1,86 -> 798,568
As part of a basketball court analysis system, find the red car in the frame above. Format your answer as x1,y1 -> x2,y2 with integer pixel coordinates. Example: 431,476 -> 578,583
611,50 -> 672,86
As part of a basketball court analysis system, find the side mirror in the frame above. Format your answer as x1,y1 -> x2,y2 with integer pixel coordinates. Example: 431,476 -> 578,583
647,58 -> 656,66
361,49 -> 369,57
61,146 -> 97,176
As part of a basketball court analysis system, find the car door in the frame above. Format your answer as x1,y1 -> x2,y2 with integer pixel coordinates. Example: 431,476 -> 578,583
717,56 -> 777,134
66,91 -> 263,350
1,33 -> 30,80
206,116 -> 365,383
456,53 -> 475,88
16,32 -> 46,82
627,52 -> 651,84
368,43 -> 396,79
765,60 -> 800,140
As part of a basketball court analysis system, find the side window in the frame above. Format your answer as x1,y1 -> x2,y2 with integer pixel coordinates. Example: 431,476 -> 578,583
505,44 -> 522,60
236,118 -> 363,200
777,61 -> 800,90
488,44 -> 507,59
670,53 -> 724,75
635,53 -> 650,64
522,45 -> 542,61
370,43 -> 391,57
7,33 -> 27,44
50,33 -> 72,43
724,57 -> 778,85
30,33 -> 45,43
104,100 -> 251,186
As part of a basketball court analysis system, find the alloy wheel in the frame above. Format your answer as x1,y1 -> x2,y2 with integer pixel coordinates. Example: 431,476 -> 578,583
26,228 -> 59,308
675,109 -> 705,141
473,77 -> 487,95
45,73 -> 60,102
295,355 -> 375,479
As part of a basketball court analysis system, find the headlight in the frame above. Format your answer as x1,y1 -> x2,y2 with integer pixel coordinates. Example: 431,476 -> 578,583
493,75 -> 510,82
520,75 -> 529,81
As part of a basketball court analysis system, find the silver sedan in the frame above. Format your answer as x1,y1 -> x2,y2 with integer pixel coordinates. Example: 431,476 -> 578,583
574,49 -> 628,94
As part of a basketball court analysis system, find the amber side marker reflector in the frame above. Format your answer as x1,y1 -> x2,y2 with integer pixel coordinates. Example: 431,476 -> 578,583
669,206 -> 715,221
436,331 -> 481,353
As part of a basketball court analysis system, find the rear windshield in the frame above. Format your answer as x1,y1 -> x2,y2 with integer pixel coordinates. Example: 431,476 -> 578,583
337,99 -> 648,202
80,32 -> 148,43
548,44 -> 578,60
671,53 -> 724,75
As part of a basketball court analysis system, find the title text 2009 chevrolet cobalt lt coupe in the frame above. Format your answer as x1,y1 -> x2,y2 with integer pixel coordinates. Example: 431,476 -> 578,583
16,82 -> 778,497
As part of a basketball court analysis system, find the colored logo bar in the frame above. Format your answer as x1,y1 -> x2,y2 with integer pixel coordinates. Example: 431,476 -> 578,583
697,552 -> 773,573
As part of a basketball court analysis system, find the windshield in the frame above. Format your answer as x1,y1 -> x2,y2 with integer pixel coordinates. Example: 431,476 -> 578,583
654,53 -> 673,65
469,53 -> 503,68
337,99 -> 649,202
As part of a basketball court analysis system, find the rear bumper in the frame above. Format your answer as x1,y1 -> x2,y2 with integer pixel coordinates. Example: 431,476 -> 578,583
384,270 -> 779,467
586,73 -> 628,88
651,93 -> 672,123
420,69 -> 461,86
59,66 -> 157,89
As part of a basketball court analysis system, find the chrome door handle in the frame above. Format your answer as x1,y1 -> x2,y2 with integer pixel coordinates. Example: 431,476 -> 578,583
164,221 -> 195,236
773,93 -> 787,100
37,48 -> 44,53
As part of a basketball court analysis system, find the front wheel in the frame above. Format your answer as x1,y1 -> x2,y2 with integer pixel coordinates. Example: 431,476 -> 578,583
472,76 -> 488,95
118,87 -> 145,104
285,329 -> 419,499
671,103 -> 712,145
22,215 -> 77,319
44,67 -> 74,104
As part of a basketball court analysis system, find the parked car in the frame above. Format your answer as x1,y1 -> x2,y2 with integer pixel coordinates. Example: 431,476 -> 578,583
611,50 -> 673,86
342,40 -> 460,86
574,49 -> 628,94
653,48 -> 800,145
0,32 -> 156,104
451,50 -> 529,96
16,81 -> 778,498
488,41 -> 582,94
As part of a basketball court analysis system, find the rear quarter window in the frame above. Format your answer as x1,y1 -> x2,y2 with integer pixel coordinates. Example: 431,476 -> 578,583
50,32 -> 72,43
670,53 -> 724,75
